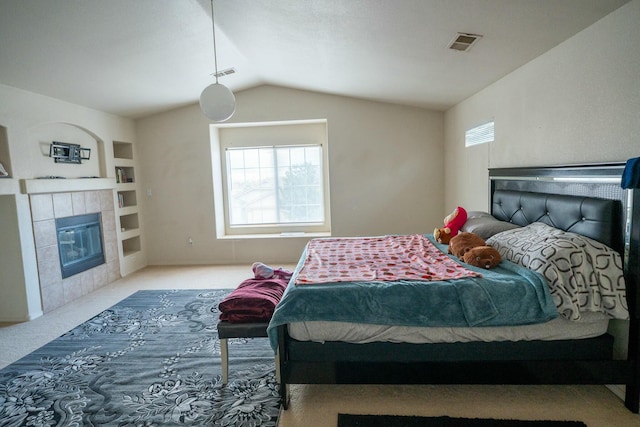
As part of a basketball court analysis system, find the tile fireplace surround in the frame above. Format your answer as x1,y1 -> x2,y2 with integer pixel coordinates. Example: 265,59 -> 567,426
30,190 -> 120,313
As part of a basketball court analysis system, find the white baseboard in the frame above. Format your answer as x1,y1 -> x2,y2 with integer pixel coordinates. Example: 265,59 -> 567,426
0,309 -> 43,324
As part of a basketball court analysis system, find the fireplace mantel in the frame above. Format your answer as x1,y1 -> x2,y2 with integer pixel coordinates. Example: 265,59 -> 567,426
0,178 -> 19,195
21,178 -> 116,195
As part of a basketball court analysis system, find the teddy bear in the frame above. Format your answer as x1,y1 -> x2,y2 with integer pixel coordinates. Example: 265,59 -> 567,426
447,231 -> 486,258
463,245 -> 502,269
434,206 -> 468,244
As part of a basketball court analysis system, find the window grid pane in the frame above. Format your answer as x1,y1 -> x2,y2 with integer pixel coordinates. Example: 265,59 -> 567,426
227,145 -> 324,226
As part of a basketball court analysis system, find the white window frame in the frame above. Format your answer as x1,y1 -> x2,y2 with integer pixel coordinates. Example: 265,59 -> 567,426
210,119 -> 331,239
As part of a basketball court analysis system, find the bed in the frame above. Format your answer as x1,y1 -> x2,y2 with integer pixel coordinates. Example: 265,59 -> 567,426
268,163 -> 640,412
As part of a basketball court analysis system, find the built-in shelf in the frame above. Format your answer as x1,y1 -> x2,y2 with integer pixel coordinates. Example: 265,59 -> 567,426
113,140 -> 144,274
115,182 -> 137,192
113,141 -> 134,159
114,158 -> 135,167
117,189 -> 137,209
120,228 -> 140,240
115,166 -> 135,184
119,212 -> 139,230
122,235 -> 141,257
118,205 -> 137,216
21,178 -> 116,195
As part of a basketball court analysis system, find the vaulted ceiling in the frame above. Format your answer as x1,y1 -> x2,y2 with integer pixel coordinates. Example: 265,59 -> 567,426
0,0 -> 630,118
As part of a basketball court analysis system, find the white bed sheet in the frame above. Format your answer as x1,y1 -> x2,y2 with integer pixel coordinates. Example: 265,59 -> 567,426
287,311 -> 609,344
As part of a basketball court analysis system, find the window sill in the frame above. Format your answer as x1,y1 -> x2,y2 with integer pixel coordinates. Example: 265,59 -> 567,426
217,231 -> 331,240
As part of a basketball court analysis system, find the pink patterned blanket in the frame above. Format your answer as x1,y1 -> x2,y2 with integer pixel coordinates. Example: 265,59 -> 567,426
295,234 -> 481,285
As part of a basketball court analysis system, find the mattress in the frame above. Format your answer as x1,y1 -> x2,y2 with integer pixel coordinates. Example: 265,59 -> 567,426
287,311 -> 609,344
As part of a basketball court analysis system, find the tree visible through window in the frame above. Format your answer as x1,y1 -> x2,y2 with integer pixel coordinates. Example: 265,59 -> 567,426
226,145 -> 324,227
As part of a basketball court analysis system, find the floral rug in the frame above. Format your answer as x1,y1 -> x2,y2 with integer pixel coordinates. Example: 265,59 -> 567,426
0,289 -> 281,426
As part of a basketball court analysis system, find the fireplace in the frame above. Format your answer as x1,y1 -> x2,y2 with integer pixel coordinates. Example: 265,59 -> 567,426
29,189 -> 119,313
56,212 -> 105,278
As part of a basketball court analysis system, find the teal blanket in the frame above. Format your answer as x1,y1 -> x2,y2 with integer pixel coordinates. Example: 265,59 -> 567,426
267,235 -> 558,351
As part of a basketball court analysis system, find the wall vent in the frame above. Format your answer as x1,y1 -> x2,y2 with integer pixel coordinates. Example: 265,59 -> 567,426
449,33 -> 482,52
213,67 -> 236,79
465,121 -> 494,147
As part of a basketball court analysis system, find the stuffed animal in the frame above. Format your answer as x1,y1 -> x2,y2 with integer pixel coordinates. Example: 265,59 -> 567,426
463,245 -> 502,269
434,206 -> 468,244
251,262 -> 293,281
448,232 -> 486,258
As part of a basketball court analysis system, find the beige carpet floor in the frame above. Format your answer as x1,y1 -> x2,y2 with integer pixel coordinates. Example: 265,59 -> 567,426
1,265 -> 639,427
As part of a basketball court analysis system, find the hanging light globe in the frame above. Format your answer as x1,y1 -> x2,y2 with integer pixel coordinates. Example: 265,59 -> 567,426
199,82 -> 236,122
199,0 -> 236,122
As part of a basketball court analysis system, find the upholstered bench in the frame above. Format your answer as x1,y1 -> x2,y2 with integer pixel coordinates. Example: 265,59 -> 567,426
216,264 -> 292,384
217,321 -> 271,384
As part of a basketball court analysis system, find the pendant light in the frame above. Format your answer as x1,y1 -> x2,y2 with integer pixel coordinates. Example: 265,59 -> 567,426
199,0 -> 235,121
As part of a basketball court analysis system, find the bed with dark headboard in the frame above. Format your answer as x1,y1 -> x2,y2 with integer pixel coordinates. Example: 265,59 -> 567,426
270,163 -> 640,412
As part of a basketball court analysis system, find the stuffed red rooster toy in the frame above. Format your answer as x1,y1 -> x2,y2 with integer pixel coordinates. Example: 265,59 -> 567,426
434,206 -> 468,244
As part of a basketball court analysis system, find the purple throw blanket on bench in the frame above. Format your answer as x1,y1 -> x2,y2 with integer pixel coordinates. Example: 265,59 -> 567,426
219,278 -> 288,322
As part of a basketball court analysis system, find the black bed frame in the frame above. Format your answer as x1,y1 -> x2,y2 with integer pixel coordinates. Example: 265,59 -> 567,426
276,163 -> 640,412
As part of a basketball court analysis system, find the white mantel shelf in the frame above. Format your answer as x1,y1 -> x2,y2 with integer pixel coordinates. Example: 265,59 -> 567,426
0,178 -> 20,195
20,178 -> 116,195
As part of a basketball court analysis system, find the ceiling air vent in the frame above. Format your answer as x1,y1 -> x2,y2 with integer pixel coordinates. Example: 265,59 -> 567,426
213,67 -> 236,79
449,33 -> 482,52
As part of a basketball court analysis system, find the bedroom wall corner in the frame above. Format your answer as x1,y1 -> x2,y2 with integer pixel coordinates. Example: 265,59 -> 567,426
443,99 -> 493,214
443,0 -> 640,212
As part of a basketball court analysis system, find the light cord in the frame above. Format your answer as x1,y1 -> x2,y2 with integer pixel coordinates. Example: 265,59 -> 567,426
209,0 -> 219,83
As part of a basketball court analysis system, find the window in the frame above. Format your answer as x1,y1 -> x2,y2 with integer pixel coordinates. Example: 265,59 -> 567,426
211,120 -> 331,238
465,120 -> 494,147
227,145 -> 324,226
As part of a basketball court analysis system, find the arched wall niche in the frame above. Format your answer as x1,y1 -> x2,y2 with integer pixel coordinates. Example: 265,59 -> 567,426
0,125 -> 11,177
25,122 -> 107,179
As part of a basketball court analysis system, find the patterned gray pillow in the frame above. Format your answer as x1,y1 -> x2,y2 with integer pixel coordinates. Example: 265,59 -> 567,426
487,222 -> 628,321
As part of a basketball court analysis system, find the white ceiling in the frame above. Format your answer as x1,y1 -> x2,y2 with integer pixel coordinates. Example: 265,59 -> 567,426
0,0 -> 630,119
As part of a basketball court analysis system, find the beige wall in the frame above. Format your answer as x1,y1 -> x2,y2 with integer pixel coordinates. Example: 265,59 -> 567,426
0,85 -> 136,180
135,86 -> 444,265
444,0 -> 640,213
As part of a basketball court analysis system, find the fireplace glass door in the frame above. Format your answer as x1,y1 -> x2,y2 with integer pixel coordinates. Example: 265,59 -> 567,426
56,213 -> 105,278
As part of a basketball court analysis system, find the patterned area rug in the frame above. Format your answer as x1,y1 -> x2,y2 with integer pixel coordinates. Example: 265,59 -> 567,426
0,289 -> 280,426
338,414 -> 587,427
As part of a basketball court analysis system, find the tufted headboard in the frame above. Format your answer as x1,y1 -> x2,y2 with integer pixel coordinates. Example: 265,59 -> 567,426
489,163 -> 640,318
491,189 -> 622,254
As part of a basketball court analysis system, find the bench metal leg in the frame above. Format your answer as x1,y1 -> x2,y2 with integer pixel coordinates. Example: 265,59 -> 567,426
220,338 -> 229,385
275,347 -> 280,383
